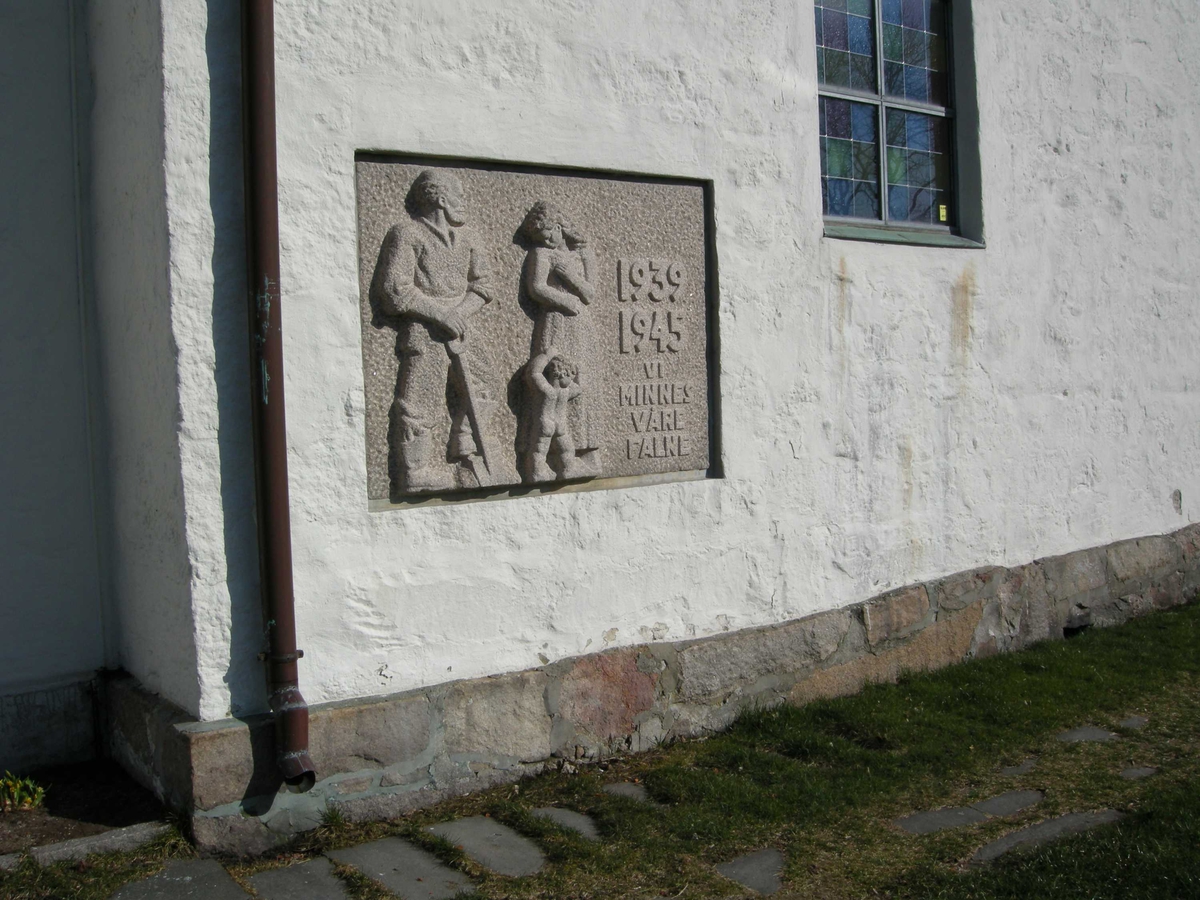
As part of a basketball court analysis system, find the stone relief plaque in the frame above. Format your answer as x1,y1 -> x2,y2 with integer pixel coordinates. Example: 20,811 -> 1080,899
356,156 -> 714,504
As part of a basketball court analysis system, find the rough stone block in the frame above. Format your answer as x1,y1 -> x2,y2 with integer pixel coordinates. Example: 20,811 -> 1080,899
1040,548 -> 1107,600
1107,536 -> 1180,584
558,649 -> 658,747
191,812 -> 286,857
333,776 -> 374,795
1174,523 -> 1200,560
104,675 -> 193,814
185,717 -> 277,812
928,566 -> 1005,613
442,671 -> 551,763
790,601 -> 983,706
676,609 -> 851,701
30,822 -> 170,866
864,585 -> 932,646
970,564 -> 1057,657
309,694 -> 432,774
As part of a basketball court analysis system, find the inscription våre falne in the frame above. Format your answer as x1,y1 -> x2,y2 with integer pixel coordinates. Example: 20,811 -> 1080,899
356,158 -> 713,503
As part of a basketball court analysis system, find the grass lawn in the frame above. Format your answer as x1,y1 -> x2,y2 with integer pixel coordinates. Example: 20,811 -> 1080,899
2,601 -> 1197,899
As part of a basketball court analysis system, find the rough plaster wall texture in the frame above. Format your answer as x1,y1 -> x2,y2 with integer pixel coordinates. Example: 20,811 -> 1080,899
89,0 -> 203,715
156,0 -> 1200,721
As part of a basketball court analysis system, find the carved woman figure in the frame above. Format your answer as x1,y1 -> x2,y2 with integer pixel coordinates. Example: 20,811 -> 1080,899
517,201 -> 601,481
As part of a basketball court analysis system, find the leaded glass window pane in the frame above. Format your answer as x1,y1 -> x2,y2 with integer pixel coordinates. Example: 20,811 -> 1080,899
885,108 -> 953,224
817,0 -> 876,93
883,0 -> 949,106
816,0 -> 957,229
820,97 -> 880,219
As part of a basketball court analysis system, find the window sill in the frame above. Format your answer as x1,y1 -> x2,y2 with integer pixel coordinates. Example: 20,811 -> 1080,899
823,222 -> 985,249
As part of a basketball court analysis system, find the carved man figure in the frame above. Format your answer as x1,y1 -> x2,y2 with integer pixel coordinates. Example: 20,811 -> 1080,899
370,170 -> 496,492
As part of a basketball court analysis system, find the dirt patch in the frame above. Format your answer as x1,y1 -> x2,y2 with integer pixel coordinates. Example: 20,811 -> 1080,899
0,760 -> 164,855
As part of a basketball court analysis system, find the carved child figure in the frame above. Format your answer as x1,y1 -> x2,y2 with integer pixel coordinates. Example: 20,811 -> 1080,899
524,351 -> 584,482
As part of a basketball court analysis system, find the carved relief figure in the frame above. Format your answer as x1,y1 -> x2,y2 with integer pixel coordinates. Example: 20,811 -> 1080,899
370,170 -> 502,493
517,201 -> 601,482
524,351 -> 584,482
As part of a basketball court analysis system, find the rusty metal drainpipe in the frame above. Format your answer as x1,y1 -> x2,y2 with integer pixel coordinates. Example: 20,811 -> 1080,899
242,0 -> 316,791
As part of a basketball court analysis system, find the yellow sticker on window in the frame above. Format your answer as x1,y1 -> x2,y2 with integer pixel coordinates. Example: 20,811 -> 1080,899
938,204 -> 948,223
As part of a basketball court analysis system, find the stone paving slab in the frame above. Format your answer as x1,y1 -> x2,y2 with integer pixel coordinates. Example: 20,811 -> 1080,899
1120,766 -> 1158,780
603,782 -> 662,806
715,848 -> 784,895
428,816 -> 545,878
1119,715 -> 1149,729
532,807 -> 600,840
0,852 -> 19,871
33,822 -> 171,867
970,789 -> 1044,818
999,757 -> 1037,776
249,857 -> 348,899
108,859 -> 249,899
1057,725 -> 1118,743
328,837 -> 472,899
970,810 -> 1124,865
896,806 -> 989,834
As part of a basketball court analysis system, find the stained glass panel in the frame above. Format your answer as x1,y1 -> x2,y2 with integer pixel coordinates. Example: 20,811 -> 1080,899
816,0 -> 875,92
820,97 -> 880,220
885,108 -> 953,224
817,0 -> 957,229
883,0 -> 949,106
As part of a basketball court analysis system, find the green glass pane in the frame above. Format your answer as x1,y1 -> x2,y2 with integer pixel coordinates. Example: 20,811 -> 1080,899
848,0 -> 873,16
886,108 -> 906,146
902,27 -> 928,67
883,24 -> 903,61
908,150 -> 933,187
818,51 -> 826,84
824,50 -> 851,88
852,143 -> 877,180
849,53 -> 876,91
827,139 -> 853,179
887,146 -> 907,184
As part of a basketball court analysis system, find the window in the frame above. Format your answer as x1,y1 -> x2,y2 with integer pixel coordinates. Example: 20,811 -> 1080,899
815,0 -> 982,244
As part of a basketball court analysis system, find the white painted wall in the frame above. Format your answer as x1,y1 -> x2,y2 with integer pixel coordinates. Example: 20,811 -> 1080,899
152,0 -> 1200,722
0,1 -> 107,697
89,0 -> 204,715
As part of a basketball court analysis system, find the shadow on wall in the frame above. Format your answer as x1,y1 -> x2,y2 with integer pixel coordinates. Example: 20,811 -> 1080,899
206,0 -> 281,804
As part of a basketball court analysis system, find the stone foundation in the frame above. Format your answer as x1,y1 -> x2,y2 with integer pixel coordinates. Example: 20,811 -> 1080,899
104,523 -> 1200,854
0,678 -> 97,773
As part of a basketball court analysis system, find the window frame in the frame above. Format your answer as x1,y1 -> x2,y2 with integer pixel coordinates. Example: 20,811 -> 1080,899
817,0 -> 984,248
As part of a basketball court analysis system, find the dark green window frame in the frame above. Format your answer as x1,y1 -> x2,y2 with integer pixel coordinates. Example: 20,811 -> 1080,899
816,0 -> 983,248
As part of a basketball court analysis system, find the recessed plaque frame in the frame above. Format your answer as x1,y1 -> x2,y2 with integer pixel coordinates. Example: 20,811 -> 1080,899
355,153 -> 721,508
